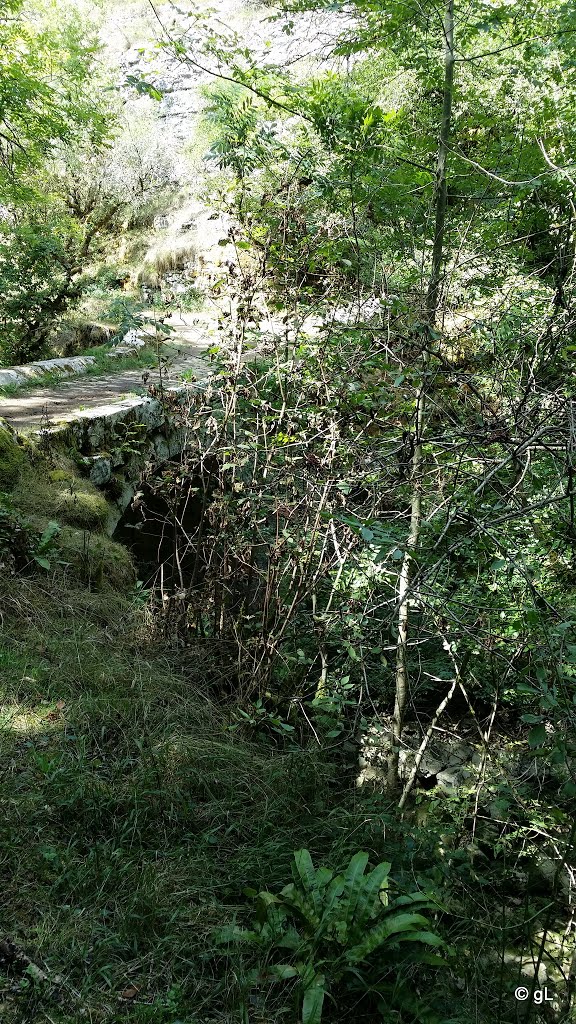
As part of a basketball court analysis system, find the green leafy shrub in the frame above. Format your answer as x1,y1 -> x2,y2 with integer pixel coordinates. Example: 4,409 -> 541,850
0,421 -> 25,490
92,264 -> 133,290
32,520 -> 62,570
0,503 -> 37,572
216,848 -> 444,1023
100,294 -> 143,331
227,696 -> 297,744
0,218 -> 83,365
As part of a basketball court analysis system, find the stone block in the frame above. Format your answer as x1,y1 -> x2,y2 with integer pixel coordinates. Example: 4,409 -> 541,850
89,456 -> 112,486
0,356 -> 96,388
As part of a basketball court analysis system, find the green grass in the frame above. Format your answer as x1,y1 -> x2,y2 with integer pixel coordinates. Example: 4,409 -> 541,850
2,447 -> 571,1023
0,564 -> 387,1023
0,448 -> 391,1022
12,468 -> 112,530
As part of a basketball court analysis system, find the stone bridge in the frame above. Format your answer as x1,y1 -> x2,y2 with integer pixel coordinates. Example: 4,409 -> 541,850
37,389 -> 203,531
0,320 -> 214,531
2,377 -> 211,535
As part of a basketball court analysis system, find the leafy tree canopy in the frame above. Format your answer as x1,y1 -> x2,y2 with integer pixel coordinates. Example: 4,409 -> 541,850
0,0 -> 112,201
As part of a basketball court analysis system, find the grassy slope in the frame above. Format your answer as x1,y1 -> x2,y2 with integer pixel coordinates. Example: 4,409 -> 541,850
2,442 -> 565,1023
0,451 -> 386,1024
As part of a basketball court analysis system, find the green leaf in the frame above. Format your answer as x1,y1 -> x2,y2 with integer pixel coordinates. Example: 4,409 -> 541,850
388,892 -> 435,910
153,321 -> 175,335
316,873 -> 345,931
293,849 -> 319,896
347,912 -> 431,961
277,927 -> 303,950
302,975 -> 326,1024
281,882 -> 321,928
125,75 -> 163,101
256,891 -> 287,935
269,964 -> 299,980
38,520 -> 60,547
410,951 -> 449,966
393,930 -> 444,946
354,860 -> 391,927
528,724 -> 547,748
341,851 -> 369,926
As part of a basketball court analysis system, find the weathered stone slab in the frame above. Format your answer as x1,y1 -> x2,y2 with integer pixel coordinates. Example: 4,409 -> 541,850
88,456 -> 113,486
0,356 -> 96,388
17,381 -> 210,530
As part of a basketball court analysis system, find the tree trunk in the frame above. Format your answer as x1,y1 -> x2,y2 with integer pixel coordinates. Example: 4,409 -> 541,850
426,0 -> 455,325
387,0 -> 455,794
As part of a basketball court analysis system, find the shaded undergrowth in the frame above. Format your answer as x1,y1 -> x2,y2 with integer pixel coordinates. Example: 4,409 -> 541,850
0,441 -> 574,1024
0,569 -> 397,1023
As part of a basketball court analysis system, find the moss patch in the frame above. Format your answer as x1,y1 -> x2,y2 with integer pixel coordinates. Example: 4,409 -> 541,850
56,526 -> 136,591
12,469 -> 110,532
53,487 -> 110,530
49,468 -> 75,484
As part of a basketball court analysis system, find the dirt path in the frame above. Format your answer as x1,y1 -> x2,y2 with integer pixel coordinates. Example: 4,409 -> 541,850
0,0 -> 329,434
0,315 -> 215,431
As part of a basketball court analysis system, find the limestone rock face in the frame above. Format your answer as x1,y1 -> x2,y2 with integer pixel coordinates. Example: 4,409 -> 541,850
89,456 -> 113,486
118,329 -> 147,349
357,718 -> 479,792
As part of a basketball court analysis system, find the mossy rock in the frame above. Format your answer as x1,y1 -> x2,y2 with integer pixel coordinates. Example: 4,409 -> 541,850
57,527 -> 136,591
0,419 -> 25,491
12,471 -> 110,532
52,488 -> 109,530
49,469 -> 75,484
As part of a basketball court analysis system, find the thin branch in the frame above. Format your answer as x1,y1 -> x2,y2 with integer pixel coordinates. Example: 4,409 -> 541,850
398,649 -> 471,810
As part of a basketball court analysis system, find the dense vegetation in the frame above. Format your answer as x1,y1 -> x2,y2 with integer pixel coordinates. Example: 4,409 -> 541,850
1,1 -> 576,1023
0,0 -> 179,367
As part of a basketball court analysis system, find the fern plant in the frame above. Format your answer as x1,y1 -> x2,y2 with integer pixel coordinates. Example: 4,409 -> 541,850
215,849 -> 445,1024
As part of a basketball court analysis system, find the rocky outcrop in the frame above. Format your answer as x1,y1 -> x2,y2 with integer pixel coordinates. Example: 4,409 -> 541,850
358,720 -> 480,792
